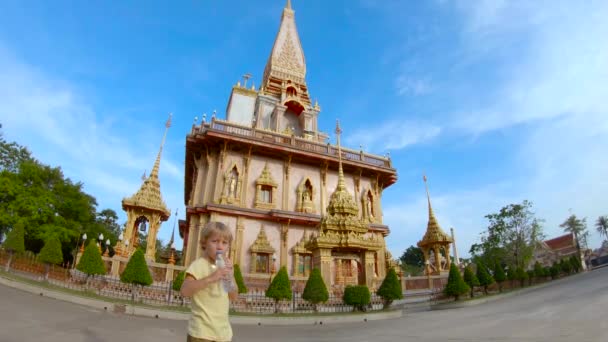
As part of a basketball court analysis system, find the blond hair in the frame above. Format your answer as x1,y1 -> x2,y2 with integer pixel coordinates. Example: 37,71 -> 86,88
199,221 -> 233,249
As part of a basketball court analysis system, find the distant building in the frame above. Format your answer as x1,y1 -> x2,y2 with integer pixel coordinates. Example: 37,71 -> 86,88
589,240 -> 608,268
531,233 -> 587,270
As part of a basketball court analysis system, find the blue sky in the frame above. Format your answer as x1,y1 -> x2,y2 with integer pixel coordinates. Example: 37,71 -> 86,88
1,0 -> 607,258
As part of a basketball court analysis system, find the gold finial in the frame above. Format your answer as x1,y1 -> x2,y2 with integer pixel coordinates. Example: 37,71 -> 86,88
237,80 -> 241,87
286,0 -> 292,10
423,173 -> 432,211
141,170 -> 147,181
335,119 -> 346,190
150,113 -> 172,179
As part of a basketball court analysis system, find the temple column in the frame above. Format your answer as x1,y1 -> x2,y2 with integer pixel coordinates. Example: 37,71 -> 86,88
202,150 -> 217,204
313,248 -> 332,288
234,218 -> 245,266
191,155 -> 205,206
444,245 -> 451,271
282,156 -> 291,210
434,246 -> 441,274
320,162 -> 328,216
280,224 -> 289,269
364,251 -> 376,288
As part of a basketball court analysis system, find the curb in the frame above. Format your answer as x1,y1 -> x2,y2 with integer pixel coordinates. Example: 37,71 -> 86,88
0,274 -> 402,325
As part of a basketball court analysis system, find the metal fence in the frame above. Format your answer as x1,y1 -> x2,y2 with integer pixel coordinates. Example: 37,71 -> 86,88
1,249 -> 428,313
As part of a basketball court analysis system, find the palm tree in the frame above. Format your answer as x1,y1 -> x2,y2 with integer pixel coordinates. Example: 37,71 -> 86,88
560,214 -> 587,258
596,216 -> 608,241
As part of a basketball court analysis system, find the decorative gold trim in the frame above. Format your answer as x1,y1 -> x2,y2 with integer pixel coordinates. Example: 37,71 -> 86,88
249,226 -> 275,254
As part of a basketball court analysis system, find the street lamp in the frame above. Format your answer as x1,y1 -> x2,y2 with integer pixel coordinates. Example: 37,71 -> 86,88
124,239 -> 129,257
79,233 -> 87,253
97,233 -> 104,252
104,239 -> 111,257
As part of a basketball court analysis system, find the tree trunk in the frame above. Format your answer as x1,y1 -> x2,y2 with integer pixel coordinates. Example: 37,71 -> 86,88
44,263 -> 50,281
5,252 -> 13,272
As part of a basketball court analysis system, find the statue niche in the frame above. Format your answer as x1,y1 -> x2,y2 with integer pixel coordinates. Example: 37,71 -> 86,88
220,163 -> 243,205
295,178 -> 315,214
361,188 -> 377,223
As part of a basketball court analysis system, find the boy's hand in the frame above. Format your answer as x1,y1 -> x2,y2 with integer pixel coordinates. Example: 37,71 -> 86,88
210,267 -> 232,283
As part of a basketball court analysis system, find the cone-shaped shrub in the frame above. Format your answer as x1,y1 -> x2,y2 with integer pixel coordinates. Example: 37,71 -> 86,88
38,236 -> 63,280
533,262 -> 544,278
560,259 -> 572,275
550,263 -> 559,279
343,285 -> 371,312
377,268 -> 403,308
3,221 -> 25,272
172,271 -> 185,291
302,268 -> 329,311
120,249 -> 152,286
515,267 -> 528,287
476,262 -> 495,294
444,262 -> 470,300
76,240 -> 106,277
463,265 -> 479,297
493,262 -> 506,292
233,264 -> 248,294
266,266 -> 291,312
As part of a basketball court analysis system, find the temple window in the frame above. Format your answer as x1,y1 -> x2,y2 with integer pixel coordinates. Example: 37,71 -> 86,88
249,227 -> 276,274
286,86 -> 297,97
298,254 -> 312,277
291,231 -> 312,277
255,164 -> 278,210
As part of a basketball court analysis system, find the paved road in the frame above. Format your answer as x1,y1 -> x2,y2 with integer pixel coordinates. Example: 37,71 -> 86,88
1,267 -> 607,342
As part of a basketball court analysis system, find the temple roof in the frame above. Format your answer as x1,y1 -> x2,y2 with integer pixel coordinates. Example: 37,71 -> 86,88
122,115 -> 172,221
417,176 -> 452,248
544,233 -> 576,251
262,0 -> 306,85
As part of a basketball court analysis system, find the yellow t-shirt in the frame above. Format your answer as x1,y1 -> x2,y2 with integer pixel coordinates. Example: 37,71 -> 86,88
185,257 -> 232,341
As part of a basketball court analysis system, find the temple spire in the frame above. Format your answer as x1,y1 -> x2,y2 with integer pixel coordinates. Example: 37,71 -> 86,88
150,113 -> 172,179
423,174 -> 435,218
336,119 -> 346,191
285,0 -> 292,10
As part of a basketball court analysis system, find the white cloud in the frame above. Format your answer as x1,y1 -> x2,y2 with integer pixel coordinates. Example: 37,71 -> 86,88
395,75 -> 433,96
345,120 -> 441,152
0,44 -> 184,246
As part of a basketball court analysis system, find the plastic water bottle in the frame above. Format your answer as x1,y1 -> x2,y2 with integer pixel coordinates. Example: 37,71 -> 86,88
215,251 -> 235,293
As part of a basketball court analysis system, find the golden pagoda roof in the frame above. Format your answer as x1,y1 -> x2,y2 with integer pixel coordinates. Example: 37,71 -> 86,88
262,0 -> 306,84
122,115 -> 172,221
315,120 -> 369,238
417,175 -> 452,248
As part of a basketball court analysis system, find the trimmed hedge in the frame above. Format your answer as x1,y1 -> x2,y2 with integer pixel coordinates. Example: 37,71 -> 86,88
120,249 -> 153,287
76,240 -> 106,277
38,236 -> 63,265
493,261 -> 506,292
233,264 -> 248,294
172,271 -> 185,291
476,262 -> 495,294
376,268 -> 403,308
302,268 -> 329,309
343,285 -> 371,312
266,266 -> 292,312
444,262 -> 469,300
3,221 -> 25,272
463,265 -> 479,297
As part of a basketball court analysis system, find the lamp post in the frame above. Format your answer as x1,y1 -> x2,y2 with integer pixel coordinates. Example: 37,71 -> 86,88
124,239 -> 130,257
97,233 -> 104,253
79,233 -> 87,253
104,239 -> 111,257
115,233 -> 123,257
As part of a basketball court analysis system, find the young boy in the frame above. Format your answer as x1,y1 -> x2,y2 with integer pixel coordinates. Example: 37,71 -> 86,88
180,221 -> 238,342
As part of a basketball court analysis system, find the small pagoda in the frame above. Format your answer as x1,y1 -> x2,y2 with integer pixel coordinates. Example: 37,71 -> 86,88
306,120 -> 384,288
115,115 -> 172,261
417,175 -> 453,275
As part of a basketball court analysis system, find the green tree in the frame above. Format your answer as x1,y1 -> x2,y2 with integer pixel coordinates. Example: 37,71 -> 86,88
515,267 -> 528,287
533,262 -> 544,279
444,263 -> 470,300
302,268 -> 329,311
560,259 -> 572,275
595,216 -> 608,241
0,131 -> 33,173
265,266 -> 292,313
559,214 -> 587,259
233,264 -> 248,294
399,245 -> 424,275
76,240 -> 106,278
471,201 -> 544,269
38,236 -> 63,280
376,268 -> 403,308
476,262 -> 495,294
343,285 -> 371,312
463,265 -> 480,298
550,263 -> 559,279
120,249 -> 153,286
569,256 -> 581,273
2,221 -> 25,271
493,261 -> 506,292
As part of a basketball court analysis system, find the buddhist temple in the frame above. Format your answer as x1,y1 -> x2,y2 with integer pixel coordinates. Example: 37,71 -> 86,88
181,1 -> 398,290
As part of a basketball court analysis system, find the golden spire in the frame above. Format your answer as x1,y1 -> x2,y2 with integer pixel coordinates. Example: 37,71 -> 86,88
418,174 -> 452,248
325,120 -> 359,217
150,113 -> 172,179
121,114 -> 172,220
286,0 -> 292,10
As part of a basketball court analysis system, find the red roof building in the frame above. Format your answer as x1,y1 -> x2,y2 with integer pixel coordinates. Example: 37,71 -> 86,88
531,233 -> 586,270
